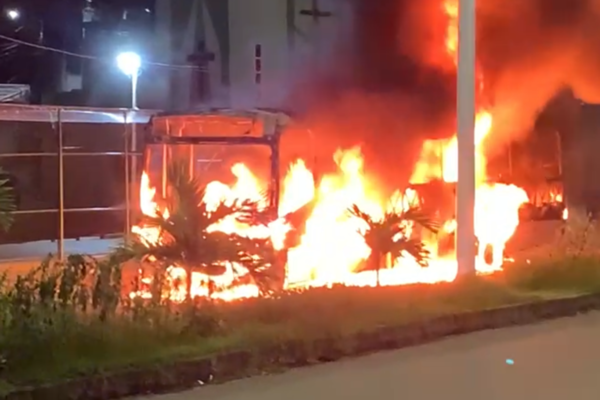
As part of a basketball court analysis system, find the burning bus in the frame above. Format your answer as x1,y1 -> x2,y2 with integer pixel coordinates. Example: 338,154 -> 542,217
125,0 -> 583,300
129,107 -> 541,300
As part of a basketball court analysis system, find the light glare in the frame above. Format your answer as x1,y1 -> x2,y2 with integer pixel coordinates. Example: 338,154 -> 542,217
116,51 -> 141,77
6,9 -> 19,20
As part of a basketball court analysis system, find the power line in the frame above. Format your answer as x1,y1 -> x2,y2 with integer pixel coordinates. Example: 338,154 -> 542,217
0,34 -> 207,71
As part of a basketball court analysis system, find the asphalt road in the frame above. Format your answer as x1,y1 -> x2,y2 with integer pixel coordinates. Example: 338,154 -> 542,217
138,312 -> 600,400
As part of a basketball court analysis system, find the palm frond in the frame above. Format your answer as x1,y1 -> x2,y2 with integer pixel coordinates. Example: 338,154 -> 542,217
401,206 -> 441,233
234,189 -> 275,227
129,161 -> 289,299
206,200 -> 242,227
348,204 -> 375,226
164,161 -> 207,227
350,201 -> 435,275
138,214 -> 175,241
196,231 -> 245,272
167,161 -> 246,229
234,235 -> 286,295
389,237 -> 431,267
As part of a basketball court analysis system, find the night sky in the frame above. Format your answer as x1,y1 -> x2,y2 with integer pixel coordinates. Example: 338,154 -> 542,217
0,0 -> 151,88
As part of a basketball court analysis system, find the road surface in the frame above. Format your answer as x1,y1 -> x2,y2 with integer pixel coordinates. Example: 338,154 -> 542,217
0,237 -> 119,261
0,237 -> 120,277
138,312 -> 600,400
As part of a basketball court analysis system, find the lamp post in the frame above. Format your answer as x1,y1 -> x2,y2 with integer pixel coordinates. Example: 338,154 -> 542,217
116,51 -> 141,109
116,51 -> 141,237
456,0 -> 477,275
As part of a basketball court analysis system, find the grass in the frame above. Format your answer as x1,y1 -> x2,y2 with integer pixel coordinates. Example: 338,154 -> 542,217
1,256 -> 600,394
503,257 -> 600,294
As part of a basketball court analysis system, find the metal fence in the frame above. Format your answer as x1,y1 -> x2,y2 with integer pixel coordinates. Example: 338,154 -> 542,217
0,104 -> 157,258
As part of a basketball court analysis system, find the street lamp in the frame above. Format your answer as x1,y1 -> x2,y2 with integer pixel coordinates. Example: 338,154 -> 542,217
116,51 -> 141,238
116,51 -> 141,109
4,8 -> 44,42
5,8 -> 19,20
456,0 -> 476,275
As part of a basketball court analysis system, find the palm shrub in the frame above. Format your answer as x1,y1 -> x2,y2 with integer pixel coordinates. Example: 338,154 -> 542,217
123,161 -> 284,301
349,203 -> 439,286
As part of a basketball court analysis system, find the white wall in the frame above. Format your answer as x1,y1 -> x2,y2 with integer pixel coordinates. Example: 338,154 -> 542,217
156,0 -> 350,109
227,0 -> 289,108
201,3 -> 226,105
292,0 -> 348,70
226,0 -> 350,108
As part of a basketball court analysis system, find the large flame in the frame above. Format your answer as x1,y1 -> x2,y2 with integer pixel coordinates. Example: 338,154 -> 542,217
130,0 -> 530,301
410,0 -> 529,271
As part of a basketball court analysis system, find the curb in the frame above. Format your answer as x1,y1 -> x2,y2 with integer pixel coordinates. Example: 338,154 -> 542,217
6,293 -> 600,400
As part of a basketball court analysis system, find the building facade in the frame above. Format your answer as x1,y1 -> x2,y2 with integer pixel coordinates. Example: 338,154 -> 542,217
154,0 -> 350,110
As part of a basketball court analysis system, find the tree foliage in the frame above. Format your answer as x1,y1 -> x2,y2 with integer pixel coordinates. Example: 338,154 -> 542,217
124,161 -> 284,299
349,203 -> 440,285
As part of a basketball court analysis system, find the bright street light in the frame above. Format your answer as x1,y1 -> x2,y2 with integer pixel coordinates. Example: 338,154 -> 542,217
116,51 -> 141,109
6,8 -> 19,20
116,51 -> 141,78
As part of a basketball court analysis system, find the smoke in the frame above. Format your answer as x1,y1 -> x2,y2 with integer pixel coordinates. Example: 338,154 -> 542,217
398,0 -> 600,145
283,0 -> 457,189
283,91 -> 451,190
284,0 -> 600,186
477,0 -> 600,147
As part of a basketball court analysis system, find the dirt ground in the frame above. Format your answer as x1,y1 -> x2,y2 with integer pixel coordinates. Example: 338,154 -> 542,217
136,312 -> 600,400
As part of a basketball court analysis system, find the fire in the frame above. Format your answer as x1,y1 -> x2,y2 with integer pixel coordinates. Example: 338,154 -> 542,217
133,144 -> 526,299
474,183 -> 529,271
409,107 -> 527,272
444,0 -> 458,63
409,0 -> 529,270
129,0 -> 530,301
410,111 -> 492,184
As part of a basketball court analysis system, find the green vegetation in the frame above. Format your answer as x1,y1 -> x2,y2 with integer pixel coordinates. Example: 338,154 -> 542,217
1,256 -> 599,394
122,161 -> 287,299
349,204 -> 440,285
503,257 -> 600,294
0,165 -> 599,396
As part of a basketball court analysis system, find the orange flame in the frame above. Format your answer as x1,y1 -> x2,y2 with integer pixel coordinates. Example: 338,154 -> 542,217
410,0 -> 529,269
129,0 -> 530,301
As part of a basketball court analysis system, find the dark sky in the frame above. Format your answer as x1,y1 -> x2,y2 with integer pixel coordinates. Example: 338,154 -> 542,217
0,0 -> 153,88
0,0 -> 78,83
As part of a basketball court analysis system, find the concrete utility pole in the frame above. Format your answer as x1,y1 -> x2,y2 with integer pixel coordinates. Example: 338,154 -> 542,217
456,0 -> 477,275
